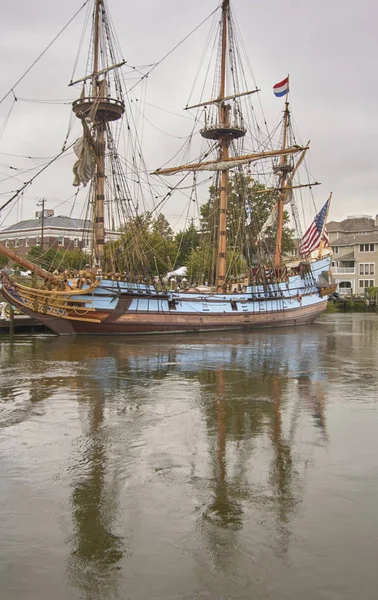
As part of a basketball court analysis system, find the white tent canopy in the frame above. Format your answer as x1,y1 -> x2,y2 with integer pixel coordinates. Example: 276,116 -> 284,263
167,266 -> 187,278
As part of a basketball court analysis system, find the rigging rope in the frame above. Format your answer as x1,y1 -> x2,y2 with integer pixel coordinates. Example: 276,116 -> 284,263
0,142 -> 75,214
125,4 -> 221,96
0,0 -> 91,106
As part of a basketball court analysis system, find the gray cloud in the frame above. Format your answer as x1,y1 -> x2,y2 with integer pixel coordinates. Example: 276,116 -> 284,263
1,0 -> 377,228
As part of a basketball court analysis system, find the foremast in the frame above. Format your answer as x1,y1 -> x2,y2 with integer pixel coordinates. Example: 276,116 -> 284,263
215,0 -> 231,291
92,0 -> 106,267
72,0 -> 125,269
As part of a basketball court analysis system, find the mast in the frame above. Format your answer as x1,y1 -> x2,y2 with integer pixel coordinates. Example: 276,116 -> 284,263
93,0 -> 105,267
72,0 -> 125,270
194,0 -> 252,290
216,0 -> 230,291
274,90 -> 291,268
198,0 -> 247,291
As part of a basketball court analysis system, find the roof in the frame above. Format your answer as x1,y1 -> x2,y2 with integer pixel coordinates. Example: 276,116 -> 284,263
331,232 -> 378,246
1,215 -> 91,232
327,217 -> 376,234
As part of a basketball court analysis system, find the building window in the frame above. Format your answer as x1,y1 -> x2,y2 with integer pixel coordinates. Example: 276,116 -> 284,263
25,237 -> 29,247
359,264 -> 375,276
36,237 -> 40,246
360,244 -> 375,252
5,239 -> 8,247
74,238 -> 79,248
333,246 -> 339,254
359,280 -> 375,288
15,239 -> 19,248
58,236 -> 64,246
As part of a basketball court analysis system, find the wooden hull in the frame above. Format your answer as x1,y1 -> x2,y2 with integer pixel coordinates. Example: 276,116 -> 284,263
0,287 -> 328,335
0,253 -> 332,336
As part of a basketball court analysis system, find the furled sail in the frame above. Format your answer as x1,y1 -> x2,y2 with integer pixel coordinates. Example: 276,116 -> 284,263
257,186 -> 292,240
189,158 -> 256,172
153,145 -> 308,176
258,203 -> 278,238
257,145 -> 309,242
72,134 -> 95,187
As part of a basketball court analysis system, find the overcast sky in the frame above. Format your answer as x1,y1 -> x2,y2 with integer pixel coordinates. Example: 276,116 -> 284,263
0,0 -> 377,230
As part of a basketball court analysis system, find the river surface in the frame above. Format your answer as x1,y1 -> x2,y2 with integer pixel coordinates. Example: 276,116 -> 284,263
1,313 -> 378,600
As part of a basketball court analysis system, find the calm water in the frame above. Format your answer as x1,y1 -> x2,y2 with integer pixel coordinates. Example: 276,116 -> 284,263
1,313 -> 378,600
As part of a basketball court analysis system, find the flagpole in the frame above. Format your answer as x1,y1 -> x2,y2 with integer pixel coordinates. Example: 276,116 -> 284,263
317,192 -> 332,257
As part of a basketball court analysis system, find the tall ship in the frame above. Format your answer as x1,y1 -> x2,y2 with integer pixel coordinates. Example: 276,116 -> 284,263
0,0 -> 334,335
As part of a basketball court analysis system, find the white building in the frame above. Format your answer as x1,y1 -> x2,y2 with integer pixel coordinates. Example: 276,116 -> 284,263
328,215 -> 378,295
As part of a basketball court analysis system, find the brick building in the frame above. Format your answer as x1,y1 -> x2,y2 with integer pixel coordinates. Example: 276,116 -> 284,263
0,210 -> 93,256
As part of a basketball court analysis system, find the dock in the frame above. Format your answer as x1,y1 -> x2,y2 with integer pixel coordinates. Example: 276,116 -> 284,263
0,314 -> 50,333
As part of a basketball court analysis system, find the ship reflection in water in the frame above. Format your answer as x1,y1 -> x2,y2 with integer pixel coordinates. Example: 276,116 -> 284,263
1,315 -> 378,600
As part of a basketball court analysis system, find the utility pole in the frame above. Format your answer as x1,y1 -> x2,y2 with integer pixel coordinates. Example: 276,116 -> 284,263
37,198 -> 45,250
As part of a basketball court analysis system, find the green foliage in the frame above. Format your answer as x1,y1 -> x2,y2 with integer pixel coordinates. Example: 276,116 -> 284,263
26,246 -> 87,272
0,254 -> 8,268
105,213 -> 179,276
174,220 -> 200,267
184,174 -> 295,283
200,174 -> 295,255
151,213 -> 174,238
366,286 -> 378,298
101,173 -> 296,284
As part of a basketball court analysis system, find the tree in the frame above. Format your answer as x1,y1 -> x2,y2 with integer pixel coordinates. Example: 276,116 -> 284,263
105,212 -> 178,277
0,254 -> 8,268
174,220 -> 200,266
182,173 -> 297,285
200,173 -> 295,261
26,246 -> 87,272
151,214 -> 174,239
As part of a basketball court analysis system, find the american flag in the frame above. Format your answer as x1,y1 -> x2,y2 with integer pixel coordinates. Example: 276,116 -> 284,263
300,199 -> 330,255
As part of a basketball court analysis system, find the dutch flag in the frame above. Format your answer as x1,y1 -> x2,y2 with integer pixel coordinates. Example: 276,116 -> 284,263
273,77 -> 289,97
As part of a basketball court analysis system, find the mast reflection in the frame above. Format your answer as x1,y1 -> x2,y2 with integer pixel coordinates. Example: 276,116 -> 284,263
188,333 -> 329,566
66,374 -> 124,599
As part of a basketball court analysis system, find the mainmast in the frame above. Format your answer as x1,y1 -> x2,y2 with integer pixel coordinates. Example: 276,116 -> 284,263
153,5 -> 308,286
200,0 -> 246,292
72,0 -> 125,269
